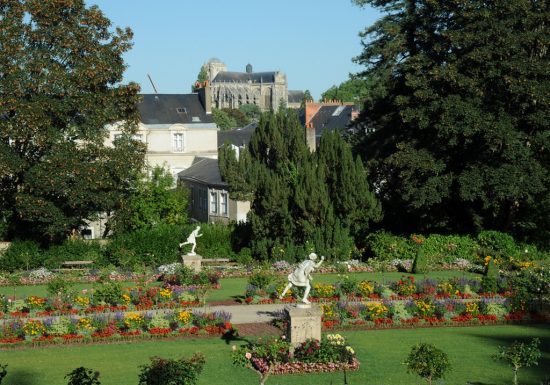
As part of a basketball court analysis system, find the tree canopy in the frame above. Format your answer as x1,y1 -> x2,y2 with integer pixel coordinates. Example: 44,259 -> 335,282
320,77 -> 370,107
0,0 -> 145,243
352,0 -> 550,242
110,166 -> 189,234
219,111 -> 380,260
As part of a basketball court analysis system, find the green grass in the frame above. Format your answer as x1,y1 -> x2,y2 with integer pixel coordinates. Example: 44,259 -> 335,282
0,270 -> 478,302
1,324 -> 548,385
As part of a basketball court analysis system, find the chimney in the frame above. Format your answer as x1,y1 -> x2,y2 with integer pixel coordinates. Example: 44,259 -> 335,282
304,100 -> 322,128
197,81 -> 212,114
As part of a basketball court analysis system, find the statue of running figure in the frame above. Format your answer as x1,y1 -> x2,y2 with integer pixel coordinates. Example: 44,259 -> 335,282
279,252 -> 325,304
179,225 -> 202,255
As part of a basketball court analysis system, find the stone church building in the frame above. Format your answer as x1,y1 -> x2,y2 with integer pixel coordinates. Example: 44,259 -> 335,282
204,58 -> 288,112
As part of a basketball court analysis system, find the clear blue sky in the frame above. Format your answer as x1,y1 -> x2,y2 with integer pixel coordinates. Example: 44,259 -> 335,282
86,0 -> 380,100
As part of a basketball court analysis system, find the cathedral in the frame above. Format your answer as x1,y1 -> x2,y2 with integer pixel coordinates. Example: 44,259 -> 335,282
204,58 -> 288,112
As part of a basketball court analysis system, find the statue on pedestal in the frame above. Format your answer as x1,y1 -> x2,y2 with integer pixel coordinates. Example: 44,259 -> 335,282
179,225 -> 202,255
279,252 -> 325,304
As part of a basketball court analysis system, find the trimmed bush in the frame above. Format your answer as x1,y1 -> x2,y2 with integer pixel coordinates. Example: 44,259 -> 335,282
65,367 -> 100,385
104,224 -> 184,268
365,231 -> 416,261
404,342 -> 451,385
412,247 -> 428,274
42,239 -> 103,269
138,353 -> 205,385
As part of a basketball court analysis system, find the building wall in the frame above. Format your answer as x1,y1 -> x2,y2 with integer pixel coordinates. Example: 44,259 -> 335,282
183,180 -> 249,224
106,122 -> 218,180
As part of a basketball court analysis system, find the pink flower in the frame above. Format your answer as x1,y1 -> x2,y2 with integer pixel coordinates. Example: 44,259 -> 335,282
281,335 -> 286,340
245,352 -> 252,359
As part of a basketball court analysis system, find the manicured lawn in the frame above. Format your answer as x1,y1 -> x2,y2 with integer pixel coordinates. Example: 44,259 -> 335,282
1,324 -> 548,385
0,270 -> 478,302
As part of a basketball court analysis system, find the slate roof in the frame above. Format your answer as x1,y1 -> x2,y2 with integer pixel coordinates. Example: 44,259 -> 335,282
138,94 -> 214,125
178,157 -> 226,188
287,90 -> 304,104
212,71 -> 277,84
311,105 -> 354,133
217,123 -> 257,148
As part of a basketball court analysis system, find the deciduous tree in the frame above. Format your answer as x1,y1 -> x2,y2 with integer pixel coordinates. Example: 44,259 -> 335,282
0,0 -> 144,243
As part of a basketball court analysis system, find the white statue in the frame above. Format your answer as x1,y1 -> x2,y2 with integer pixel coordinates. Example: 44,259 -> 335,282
179,225 -> 202,255
279,252 -> 325,304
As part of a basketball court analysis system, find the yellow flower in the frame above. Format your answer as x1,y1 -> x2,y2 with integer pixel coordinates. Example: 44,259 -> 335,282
124,312 -> 144,328
26,296 -> 46,308
414,300 -> 434,316
76,317 -> 94,331
321,303 -> 335,319
159,288 -> 172,299
358,281 -> 374,297
178,310 -> 192,324
121,293 -> 131,304
465,302 -> 479,315
313,283 -> 335,298
74,296 -> 90,307
367,302 -> 388,318
23,320 -> 46,336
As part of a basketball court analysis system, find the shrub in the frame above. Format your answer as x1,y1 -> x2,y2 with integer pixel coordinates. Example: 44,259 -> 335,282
138,353 -> 205,385
104,224 -> 182,268
195,223 -> 236,259
0,240 -> 43,272
46,277 -> 73,300
493,338 -> 541,385
293,335 -> 355,364
248,269 -> 275,291
365,231 -> 416,261
337,275 -> 358,295
412,247 -> 428,274
483,303 -> 509,319
478,231 -> 520,262
42,239 -> 102,269
404,342 -> 451,385
92,282 -> 122,306
65,367 -> 101,385
390,302 -> 411,321
0,364 -> 6,385
422,234 -> 479,264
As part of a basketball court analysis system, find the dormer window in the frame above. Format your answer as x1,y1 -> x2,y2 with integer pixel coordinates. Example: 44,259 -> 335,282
176,107 -> 187,113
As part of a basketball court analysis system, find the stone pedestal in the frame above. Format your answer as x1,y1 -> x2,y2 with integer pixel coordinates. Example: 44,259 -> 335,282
285,304 -> 322,347
182,253 -> 202,273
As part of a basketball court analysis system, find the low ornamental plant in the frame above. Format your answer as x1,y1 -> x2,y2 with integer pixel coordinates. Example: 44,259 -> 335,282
404,342 -> 451,385
231,334 -> 358,385
232,336 -> 290,385
138,353 -> 205,385
65,367 -> 101,385
493,338 -> 541,385
0,364 -> 7,385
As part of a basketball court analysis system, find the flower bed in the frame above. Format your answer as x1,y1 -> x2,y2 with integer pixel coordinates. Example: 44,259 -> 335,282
270,358 -> 360,375
231,333 -> 359,380
0,309 -> 233,348
243,274 -> 512,305
0,283 -> 209,320
319,311 -> 548,332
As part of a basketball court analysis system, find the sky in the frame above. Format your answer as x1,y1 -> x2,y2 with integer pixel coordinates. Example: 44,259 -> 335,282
86,0 -> 380,100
